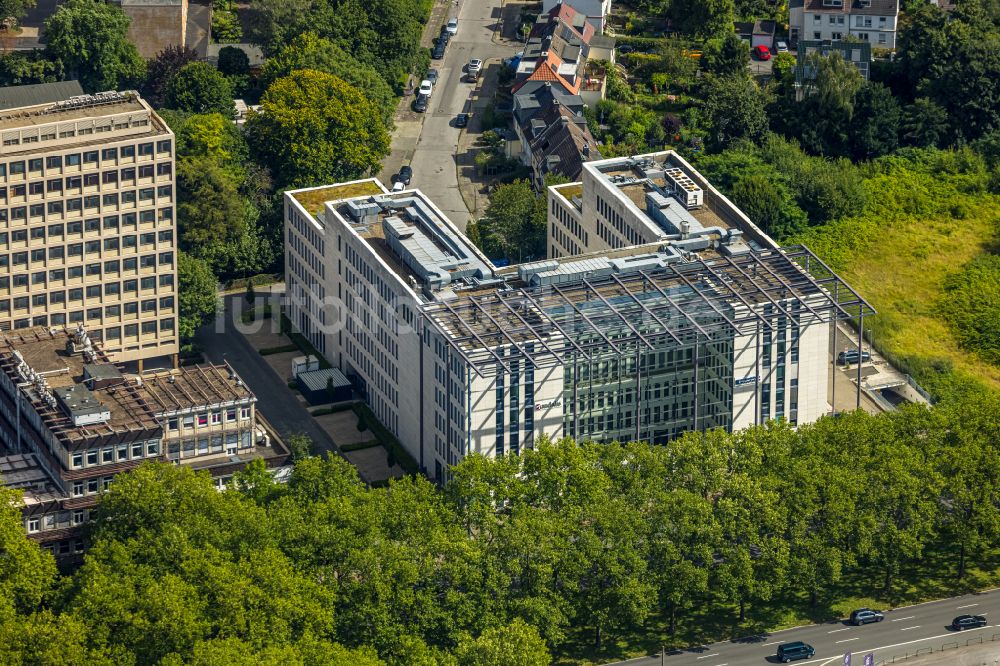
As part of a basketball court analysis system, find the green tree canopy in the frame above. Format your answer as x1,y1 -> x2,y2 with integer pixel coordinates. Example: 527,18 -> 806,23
850,82 -> 901,160
165,62 -> 235,117
670,0 -> 735,38
0,0 -> 37,28
474,179 -> 546,263
178,252 -> 218,340
143,45 -> 199,108
44,0 -> 145,92
700,75 -> 769,151
217,46 -> 251,77
701,31 -> 750,77
246,69 -> 390,188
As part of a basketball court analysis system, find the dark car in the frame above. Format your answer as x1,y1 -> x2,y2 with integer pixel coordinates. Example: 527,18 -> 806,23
850,608 -> 884,625
952,614 -> 988,630
426,68 -> 439,84
439,25 -> 451,42
776,642 -> 815,663
431,41 -> 446,60
413,93 -> 428,113
455,112 -> 469,128
395,165 -> 412,185
837,349 -> 872,365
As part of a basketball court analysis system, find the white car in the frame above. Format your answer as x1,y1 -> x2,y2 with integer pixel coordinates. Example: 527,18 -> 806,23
446,18 -> 458,36
391,180 -> 406,192
418,79 -> 433,97
468,58 -> 482,75
775,40 -> 789,54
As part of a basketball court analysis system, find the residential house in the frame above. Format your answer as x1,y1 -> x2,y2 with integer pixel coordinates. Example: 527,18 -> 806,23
795,39 -> 872,92
541,0 -> 611,34
522,102 -> 601,189
789,0 -> 899,49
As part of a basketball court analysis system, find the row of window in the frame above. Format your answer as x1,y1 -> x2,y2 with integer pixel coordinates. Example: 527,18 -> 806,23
0,198 -> 172,223
0,141 -> 172,177
167,407 -> 252,431
0,217 -> 172,245
166,431 -> 254,458
2,293 -> 172,315
0,255 -> 173,291
1,243 -> 173,273
27,509 -> 89,533
71,440 -> 161,470
4,315 -> 174,335
0,165 -> 172,201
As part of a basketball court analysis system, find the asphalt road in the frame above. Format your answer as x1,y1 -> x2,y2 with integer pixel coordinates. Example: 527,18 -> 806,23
609,589 -> 1000,666
194,294 -> 339,456
405,0 -> 519,230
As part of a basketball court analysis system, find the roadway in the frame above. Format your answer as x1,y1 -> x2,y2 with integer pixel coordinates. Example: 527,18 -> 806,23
380,0 -> 519,230
609,589 -> 1000,666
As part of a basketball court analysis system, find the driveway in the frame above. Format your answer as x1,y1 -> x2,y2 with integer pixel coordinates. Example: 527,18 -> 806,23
194,294 -> 339,457
380,0 -> 520,231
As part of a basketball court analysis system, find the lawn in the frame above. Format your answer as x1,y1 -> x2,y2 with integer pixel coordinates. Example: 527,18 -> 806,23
291,180 -> 386,217
789,162 -> 1000,395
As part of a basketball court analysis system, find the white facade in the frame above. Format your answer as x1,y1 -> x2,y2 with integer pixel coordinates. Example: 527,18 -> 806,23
791,1 -> 899,49
283,154 -> 866,482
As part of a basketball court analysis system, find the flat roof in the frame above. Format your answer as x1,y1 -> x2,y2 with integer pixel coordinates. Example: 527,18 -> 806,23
138,365 -> 255,414
0,81 -> 85,111
290,180 -> 387,218
298,367 -> 351,391
0,98 -> 147,131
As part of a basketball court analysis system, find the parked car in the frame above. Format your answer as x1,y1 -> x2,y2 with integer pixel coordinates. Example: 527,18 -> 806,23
396,165 -> 412,185
439,25 -> 451,42
850,608 -> 884,625
837,349 -> 871,365
391,180 -> 406,192
418,79 -> 433,97
776,642 -> 815,663
776,40 -> 789,53
446,18 -> 458,35
753,44 -> 771,61
413,93 -> 428,113
455,112 -> 469,128
952,615 -> 988,631
432,41 -> 446,59
618,44 -> 635,54
468,58 -> 482,80
426,68 -> 439,84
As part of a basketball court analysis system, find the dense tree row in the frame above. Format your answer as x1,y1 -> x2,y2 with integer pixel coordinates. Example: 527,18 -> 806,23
2,395 -> 998,664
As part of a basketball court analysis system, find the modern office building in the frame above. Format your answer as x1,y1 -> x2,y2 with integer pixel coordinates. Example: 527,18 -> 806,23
284,151 -> 873,482
0,325 -> 289,560
0,89 -> 178,369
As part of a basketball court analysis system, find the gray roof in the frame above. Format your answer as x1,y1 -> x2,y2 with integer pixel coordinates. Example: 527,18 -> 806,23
298,367 -> 351,392
513,81 -> 583,125
803,0 -> 898,15
0,81 -> 86,111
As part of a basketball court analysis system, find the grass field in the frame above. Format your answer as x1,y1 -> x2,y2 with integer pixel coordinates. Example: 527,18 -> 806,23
789,159 -> 1000,396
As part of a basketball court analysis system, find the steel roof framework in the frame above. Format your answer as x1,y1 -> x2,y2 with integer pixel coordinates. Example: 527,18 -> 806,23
422,245 -> 875,378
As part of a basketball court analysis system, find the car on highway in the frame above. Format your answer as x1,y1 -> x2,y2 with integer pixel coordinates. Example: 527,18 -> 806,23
426,68 -> 439,84
952,614 -> 988,630
413,93 -> 428,112
395,165 -> 412,186
850,608 -> 884,625
446,18 -> 458,35
776,642 -> 815,663
837,349 -> 871,365
431,40 -> 446,59
753,44 -> 771,61
418,79 -> 433,97
776,40 -> 789,53
455,112 -> 468,128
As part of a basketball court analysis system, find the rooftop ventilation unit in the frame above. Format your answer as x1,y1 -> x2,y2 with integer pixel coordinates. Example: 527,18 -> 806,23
54,384 -> 111,427
663,167 -> 704,210
345,199 -> 380,224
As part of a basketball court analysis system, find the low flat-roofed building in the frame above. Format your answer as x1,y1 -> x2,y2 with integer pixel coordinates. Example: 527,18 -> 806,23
283,152 -> 874,483
0,325 -> 289,560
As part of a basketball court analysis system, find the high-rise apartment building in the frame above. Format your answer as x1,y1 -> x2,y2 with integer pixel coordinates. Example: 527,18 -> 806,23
0,89 -> 178,369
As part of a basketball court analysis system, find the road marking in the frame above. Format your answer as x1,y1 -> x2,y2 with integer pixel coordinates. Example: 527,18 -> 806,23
957,603 -> 979,609
835,638 -> 859,644
762,640 -> 782,647
828,628 -> 849,633
891,615 -> 915,622
695,654 -> 719,660
899,625 -> 921,631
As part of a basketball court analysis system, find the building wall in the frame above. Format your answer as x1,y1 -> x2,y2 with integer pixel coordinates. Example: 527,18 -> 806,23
800,11 -> 896,47
0,102 -> 177,366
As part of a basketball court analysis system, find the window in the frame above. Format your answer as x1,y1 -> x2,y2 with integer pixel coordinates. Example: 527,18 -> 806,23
73,510 -> 85,525
87,478 -> 99,494
132,442 -> 143,458
102,447 -> 113,463
197,413 -> 208,427
87,450 -> 98,465
183,415 -> 194,428
72,481 -> 84,497
168,417 -> 178,430
147,441 -> 159,456
226,408 -> 236,422
101,148 -> 118,161
240,407 -> 251,420
27,518 -> 39,533
117,444 -> 129,460
211,410 -> 221,424
72,452 -> 83,468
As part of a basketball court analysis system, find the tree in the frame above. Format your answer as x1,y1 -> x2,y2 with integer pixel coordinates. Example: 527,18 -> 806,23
454,619 -> 550,666
700,75 -> 769,151
176,157 -> 246,253
44,0 -> 145,92
729,173 -> 808,239
178,252 -> 217,340
670,0 -> 735,39
165,62 -> 235,117
476,180 -> 543,262
702,31 -> 749,77
0,51 -> 63,87
175,112 -> 249,162
259,32 -> 396,127
217,46 -> 250,78
143,45 -> 199,108
794,51 -> 863,156
901,98 -> 948,148
849,82 -> 900,160
0,0 -> 36,28
246,69 -> 390,188
0,488 -> 56,613
234,458 -> 281,505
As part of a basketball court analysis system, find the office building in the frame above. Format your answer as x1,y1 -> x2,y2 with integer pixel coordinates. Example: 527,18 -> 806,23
0,89 -> 178,369
284,151 -> 873,482
0,326 -> 289,559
